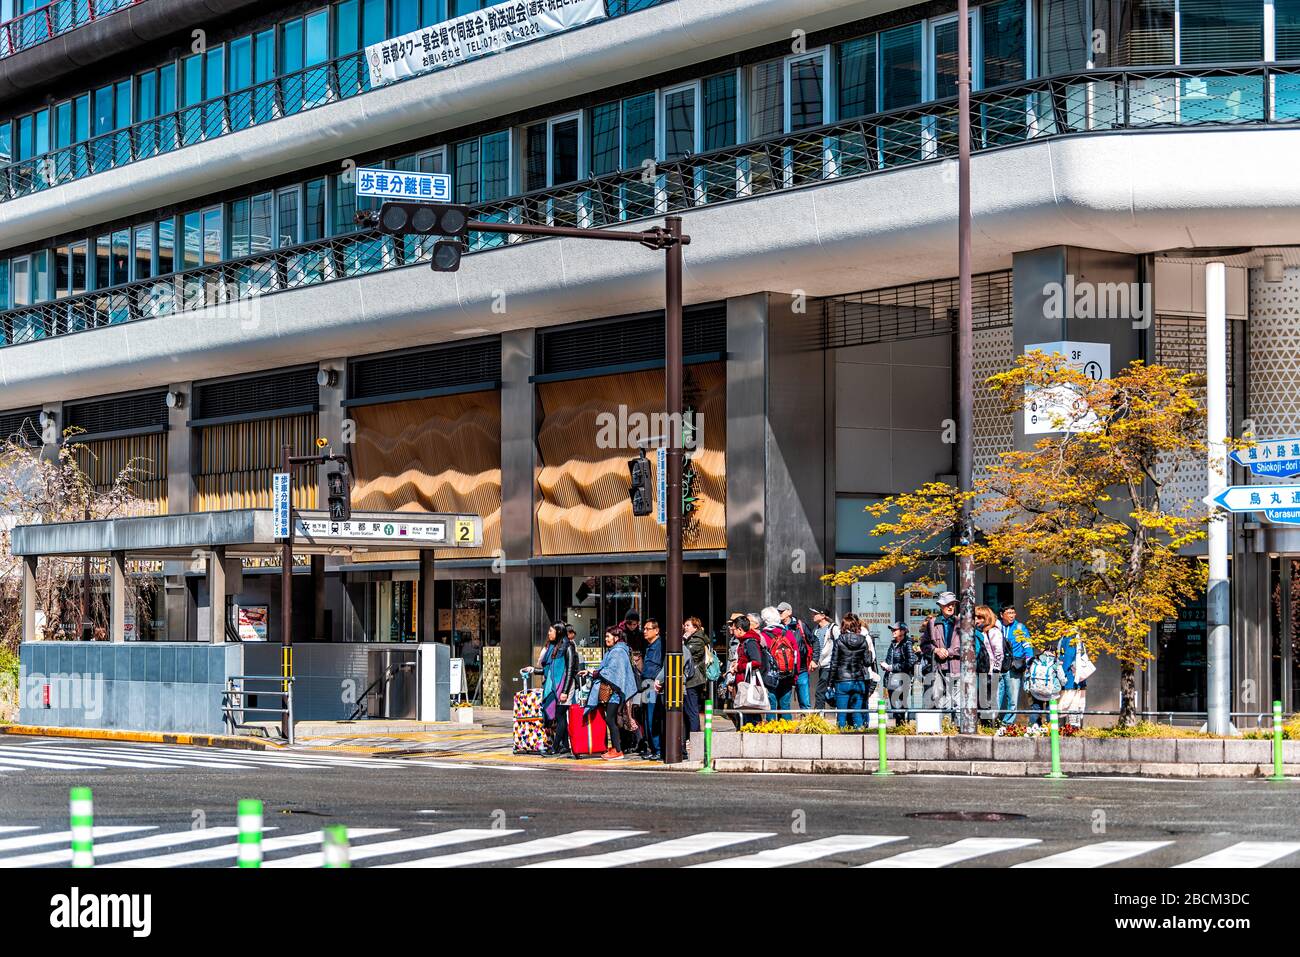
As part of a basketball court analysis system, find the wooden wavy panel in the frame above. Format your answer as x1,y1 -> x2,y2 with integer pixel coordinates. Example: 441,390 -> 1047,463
536,363 -> 725,555
349,392 -> 501,560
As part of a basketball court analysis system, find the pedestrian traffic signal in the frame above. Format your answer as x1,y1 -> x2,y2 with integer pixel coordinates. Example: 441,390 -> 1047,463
430,239 -> 465,272
628,451 -> 653,517
327,466 -> 351,523
376,201 -> 470,239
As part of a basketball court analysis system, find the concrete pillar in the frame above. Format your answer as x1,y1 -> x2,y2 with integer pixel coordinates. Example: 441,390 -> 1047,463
724,292 -> 831,616
208,546 -> 227,644
1205,261 -> 1231,735
498,329 -> 537,698
164,381 -> 194,640
21,555 -> 37,643
316,360 -> 349,643
38,403 -> 60,464
418,550 -> 437,643
109,550 -> 127,643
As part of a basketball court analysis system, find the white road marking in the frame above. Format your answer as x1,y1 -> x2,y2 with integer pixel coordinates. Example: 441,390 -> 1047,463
1175,841 -> 1300,868
689,834 -> 906,868
525,831 -> 774,868
0,827 -> 244,868
0,826 -> 154,853
1011,840 -> 1171,868
379,829 -> 642,868
262,829 -> 516,867
860,837 -> 1041,868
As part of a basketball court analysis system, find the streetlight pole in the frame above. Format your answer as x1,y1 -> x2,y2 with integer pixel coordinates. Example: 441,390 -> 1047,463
279,444 -> 293,741
663,215 -> 685,765
956,0 -> 978,734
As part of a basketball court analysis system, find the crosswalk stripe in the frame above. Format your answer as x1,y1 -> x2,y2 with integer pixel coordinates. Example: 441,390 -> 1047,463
524,831 -> 774,869
1175,841 -> 1300,868
860,837 -> 1041,868
3,743 -> 390,771
109,745 -> 401,770
103,828 -> 394,868
262,829 -> 516,868
0,745 -> 207,770
0,827 -> 244,868
0,827 -> 37,835
0,755 -> 108,771
379,829 -> 643,868
11,745 -> 261,769
1011,840 -> 1171,868
688,834 -> 907,868
0,826 -> 154,853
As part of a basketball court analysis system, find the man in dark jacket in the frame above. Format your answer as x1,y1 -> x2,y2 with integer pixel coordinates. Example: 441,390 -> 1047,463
919,591 -> 961,717
879,621 -> 917,722
827,614 -> 873,728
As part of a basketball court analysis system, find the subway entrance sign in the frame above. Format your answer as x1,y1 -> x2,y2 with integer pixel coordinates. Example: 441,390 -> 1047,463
291,510 -> 483,548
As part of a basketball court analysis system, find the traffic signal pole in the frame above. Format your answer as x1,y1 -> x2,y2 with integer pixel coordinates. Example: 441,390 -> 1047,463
366,208 -> 692,762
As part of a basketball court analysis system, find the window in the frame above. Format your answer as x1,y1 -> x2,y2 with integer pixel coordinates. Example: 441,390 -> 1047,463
929,16 -> 974,100
1180,0 -> 1263,63
787,51 -> 828,130
157,218 -> 175,275
880,22 -> 923,109
454,137 -> 480,204
622,92 -> 656,168
748,59 -> 783,139
95,234 -> 111,288
523,122 -> 547,191
1280,0 -> 1300,58
551,116 -> 579,184
278,187 -> 302,247
662,84 -> 698,159
10,258 -> 30,307
838,35 -> 877,119
702,72 -> 737,150
31,250 -> 48,303
481,130 -> 510,201
182,212 -> 202,269
588,102 -> 620,175
133,225 -> 153,280
110,229 -> 130,286
332,173 -> 358,234
1096,0 -> 1174,65
55,240 -> 88,298
983,0 -> 1027,85
305,178 -> 327,240
1039,0 -> 1089,72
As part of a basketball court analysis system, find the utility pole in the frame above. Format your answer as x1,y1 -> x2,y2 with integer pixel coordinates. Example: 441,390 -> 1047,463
1205,261 -> 1231,736
956,0 -> 978,734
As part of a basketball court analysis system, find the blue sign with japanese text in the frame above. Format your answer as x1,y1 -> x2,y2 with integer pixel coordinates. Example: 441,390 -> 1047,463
355,167 -> 451,202
1230,437 -> 1300,478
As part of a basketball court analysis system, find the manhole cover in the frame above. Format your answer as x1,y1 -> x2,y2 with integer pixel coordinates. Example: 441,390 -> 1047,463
906,811 -> 1027,822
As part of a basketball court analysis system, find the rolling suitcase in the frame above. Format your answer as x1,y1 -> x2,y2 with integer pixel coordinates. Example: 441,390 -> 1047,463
568,702 -> 609,758
513,670 -> 554,755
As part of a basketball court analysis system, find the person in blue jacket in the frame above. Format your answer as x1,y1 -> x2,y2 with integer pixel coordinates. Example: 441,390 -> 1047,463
998,605 -> 1035,726
585,627 -> 640,760
1056,631 -> 1088,728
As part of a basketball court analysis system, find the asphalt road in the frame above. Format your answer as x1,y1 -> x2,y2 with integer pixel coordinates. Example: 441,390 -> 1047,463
2,735 -> 1299,868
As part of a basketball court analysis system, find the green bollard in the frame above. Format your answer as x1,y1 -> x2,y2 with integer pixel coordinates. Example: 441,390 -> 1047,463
873,698 -> 893,776
1269,700 -> 1287,782
698,699 -> 716,774
237,799 -> 263,868
70,786 -> 94,868
322,825 -> 351,867
1045,701 -> 1066,779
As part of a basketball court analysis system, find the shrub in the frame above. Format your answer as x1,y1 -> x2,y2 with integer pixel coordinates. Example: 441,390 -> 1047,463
0,645 -> 18,723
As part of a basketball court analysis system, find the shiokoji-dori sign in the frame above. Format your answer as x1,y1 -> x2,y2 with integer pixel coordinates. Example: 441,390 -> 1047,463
290,511 -> 484,548
365,0 -> 607,87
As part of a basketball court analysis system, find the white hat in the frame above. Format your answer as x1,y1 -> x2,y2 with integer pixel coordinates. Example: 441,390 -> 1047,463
937,591 -> 958,606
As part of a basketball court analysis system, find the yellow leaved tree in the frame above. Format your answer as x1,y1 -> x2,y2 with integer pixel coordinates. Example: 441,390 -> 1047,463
827,352 -> 1214,726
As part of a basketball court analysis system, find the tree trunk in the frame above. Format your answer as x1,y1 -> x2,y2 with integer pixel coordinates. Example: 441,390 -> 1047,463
1119,665 -> 1137,728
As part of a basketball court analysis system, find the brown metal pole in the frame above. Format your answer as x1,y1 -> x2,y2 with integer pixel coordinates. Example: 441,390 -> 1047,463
663,215 -> 685,765
81,500 -> 91,640
956,0 -> 977,734
280,444 -> 293,740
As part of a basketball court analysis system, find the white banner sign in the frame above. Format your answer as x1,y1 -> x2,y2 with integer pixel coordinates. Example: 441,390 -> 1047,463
1024,340 -> 1110,435
366,0 -> 608,88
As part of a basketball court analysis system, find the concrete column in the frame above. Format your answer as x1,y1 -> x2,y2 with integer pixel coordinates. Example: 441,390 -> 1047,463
725,293 -> 831,616
21,555 -> 37,643
498,329 -> 537,697
38,403 -> 60,464
208,546 -> 227,644
164,381 -> 194,640
317,361 -> 349,643
109,551 -> 127,643
315,360 -> 347,505
417,549 -> 437,643
1206,261 -> 1231,735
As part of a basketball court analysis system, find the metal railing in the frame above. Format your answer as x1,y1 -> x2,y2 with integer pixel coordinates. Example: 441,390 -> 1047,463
0,0 -> 675,203
222,673 -> 295,745
0,0 -> 143,60
3,62 -> 1298,349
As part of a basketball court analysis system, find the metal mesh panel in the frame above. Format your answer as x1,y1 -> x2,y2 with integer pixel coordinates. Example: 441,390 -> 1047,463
0,407 -> 41,445
349,339 -> 501,401
823,271 -> 1013,349
194,367 -> 318,421
537,303 -> 726,376
64,391 -> 166,437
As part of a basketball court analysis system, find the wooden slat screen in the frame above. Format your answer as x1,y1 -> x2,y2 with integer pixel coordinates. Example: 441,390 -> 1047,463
194,413 -> 318,511
349,390 -> 501,560
535,362 -> 725,555
72,432 -> 168,516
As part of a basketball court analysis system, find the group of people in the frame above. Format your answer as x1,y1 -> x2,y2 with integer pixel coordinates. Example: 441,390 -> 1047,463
528,589 -> 1093,761
529,610 -> 716,761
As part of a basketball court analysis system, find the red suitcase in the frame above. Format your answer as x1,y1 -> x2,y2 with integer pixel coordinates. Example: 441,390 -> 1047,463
568,703 -> 609,758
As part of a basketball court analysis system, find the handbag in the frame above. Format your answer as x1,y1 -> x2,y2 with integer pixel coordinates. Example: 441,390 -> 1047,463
1072,636 -> 1097,683
598,680 -> 613,704
733,665 -> 769,711
704,643 -> 722,682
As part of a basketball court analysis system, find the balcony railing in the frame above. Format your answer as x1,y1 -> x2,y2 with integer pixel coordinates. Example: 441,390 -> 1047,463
0,0 -> 144,59
0,0 -> 671,204
2,63 -> 1297,349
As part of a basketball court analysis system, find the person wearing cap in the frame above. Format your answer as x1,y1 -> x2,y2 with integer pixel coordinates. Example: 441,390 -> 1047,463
810,609 -> 839,709
879,620 -> 917,722
919,590 -> 962,717
778,601 -> 817,712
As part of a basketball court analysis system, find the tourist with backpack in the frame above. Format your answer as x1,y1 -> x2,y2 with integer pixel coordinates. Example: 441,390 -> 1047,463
778,601 -> 818,711
732,614 -> 771,727
1025,646 -> 1066,725
998,605 -> 1033,726
828,613 -> 875,728
759,606 -> 799,719
879,621 -> 917,721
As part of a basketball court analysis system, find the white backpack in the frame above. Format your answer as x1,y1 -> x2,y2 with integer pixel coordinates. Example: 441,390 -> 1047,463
1026,653 -> 1063,701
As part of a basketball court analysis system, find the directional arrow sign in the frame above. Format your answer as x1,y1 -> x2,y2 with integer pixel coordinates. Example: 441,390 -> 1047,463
1229,437 -> 1300,478
1207,485 -> 1300,513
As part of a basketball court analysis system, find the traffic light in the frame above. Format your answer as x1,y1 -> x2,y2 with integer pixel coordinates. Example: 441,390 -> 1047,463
628,451 -> 652,517
375,201 -> 470,239
430,239 -> 465,272
327,465 -> 351,523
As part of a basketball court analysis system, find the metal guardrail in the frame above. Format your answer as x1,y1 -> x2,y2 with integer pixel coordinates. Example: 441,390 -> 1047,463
0,0 -> 143,60
712,705 -> 1294,728
0,0 -> 674,202
2,62 -> 1297,349
222,673 -> 295,745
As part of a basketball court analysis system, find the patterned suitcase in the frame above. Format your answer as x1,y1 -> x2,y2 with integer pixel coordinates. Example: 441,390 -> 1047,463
513,717 -> 554,754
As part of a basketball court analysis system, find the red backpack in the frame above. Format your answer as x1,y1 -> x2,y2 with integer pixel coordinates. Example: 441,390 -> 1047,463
765,627 -> 798,679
